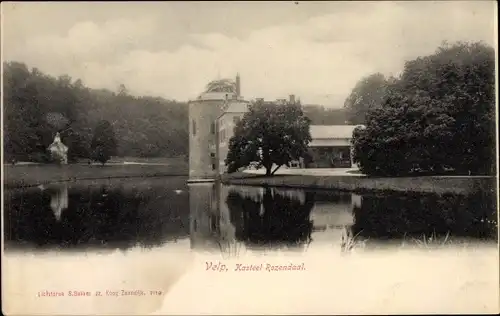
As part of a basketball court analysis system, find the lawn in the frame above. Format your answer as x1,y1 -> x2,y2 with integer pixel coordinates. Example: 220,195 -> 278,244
4,159 -> 188,189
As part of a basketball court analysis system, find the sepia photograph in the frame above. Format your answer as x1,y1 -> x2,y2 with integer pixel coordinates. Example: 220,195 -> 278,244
1,1 -> 498,315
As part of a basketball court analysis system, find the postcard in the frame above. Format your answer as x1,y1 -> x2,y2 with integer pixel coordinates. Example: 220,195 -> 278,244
2,1 -> 498,315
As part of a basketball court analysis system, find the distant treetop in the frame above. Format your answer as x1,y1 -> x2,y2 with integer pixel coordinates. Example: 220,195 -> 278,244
204,79 -> 236,93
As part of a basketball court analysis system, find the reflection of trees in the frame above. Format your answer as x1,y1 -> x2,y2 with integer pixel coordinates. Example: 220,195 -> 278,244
226,187 -> 314,248
4,187 -> 57,248
351,191 -> 497,241
4,182 -> 190,250
133,185 -> 190,248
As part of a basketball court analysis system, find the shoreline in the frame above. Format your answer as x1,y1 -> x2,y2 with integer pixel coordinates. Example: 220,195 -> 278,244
220,173 -> 496,195
3,164 -> 188,189
4,164 -> 496,195
4,174 -> 188,190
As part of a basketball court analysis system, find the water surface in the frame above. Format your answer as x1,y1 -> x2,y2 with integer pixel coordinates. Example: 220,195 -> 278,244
4,177 -> 497,253
3,177 -> 498,315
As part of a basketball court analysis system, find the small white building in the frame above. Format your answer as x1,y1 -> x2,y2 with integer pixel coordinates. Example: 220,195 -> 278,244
307,125 -> 363,169
47,132 -> 68,164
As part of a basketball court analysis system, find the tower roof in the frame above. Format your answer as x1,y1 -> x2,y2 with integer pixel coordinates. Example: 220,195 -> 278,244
196,91 -> 236,101
204,79 -> 236,93
194,77 -> 240,101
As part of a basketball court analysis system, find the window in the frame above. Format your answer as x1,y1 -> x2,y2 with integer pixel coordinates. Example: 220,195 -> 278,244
192,119 -> 196,135
220,129 -> 225,143
233,116 -> 240,125
210,122 -> 215,134
210,153 -> 216,170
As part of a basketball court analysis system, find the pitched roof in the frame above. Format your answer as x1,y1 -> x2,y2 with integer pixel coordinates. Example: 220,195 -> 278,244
309,125 -> 363,139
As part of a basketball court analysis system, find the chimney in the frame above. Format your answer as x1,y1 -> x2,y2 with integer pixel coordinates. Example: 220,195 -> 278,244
289,94 -> 295,104
235,73 -> 241,97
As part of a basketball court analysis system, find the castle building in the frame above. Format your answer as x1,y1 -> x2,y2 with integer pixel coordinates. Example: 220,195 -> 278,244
188,74 -> 361,182
188,74 -> 245,182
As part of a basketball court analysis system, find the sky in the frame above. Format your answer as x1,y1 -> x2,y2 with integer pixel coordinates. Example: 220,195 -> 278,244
2,1 -> 497,107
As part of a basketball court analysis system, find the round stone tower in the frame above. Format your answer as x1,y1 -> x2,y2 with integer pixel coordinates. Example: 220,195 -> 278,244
188,77 -> 239,182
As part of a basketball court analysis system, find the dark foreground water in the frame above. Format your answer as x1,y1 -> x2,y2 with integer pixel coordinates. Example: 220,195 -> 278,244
3,177 -> 497,253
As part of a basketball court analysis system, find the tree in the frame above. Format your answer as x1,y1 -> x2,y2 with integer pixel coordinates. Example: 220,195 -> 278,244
352,41 -> 495,176
117,83 -> 128,96
90,120 -> 117,165
344,73 -> 389,124
303,105 -> 348,125
225,100 -> 312,176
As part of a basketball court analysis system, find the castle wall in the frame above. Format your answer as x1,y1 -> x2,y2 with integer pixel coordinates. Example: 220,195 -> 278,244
188,99 -> 223,180
217,112 -> 245,173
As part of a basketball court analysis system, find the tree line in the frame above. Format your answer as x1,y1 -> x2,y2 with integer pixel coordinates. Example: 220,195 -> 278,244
3,62 -> 189,163
3,61 -> 345,164
224,41 -> 495,177
346,41 -> 495,176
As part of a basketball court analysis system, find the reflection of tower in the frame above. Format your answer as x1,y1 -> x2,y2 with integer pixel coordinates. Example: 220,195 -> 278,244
189,183 -> 217,249
216,183 -> 238,256
49,183 -> 69,221
189,183 -> 237,254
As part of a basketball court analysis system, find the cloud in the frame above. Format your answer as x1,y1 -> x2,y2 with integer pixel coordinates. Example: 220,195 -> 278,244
3,1 -> 496,106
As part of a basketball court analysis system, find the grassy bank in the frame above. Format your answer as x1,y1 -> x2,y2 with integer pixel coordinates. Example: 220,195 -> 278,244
3,162 -> 188,189
221,172 -> 496,195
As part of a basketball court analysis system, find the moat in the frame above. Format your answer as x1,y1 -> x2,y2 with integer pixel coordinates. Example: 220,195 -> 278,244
4,177 -> 497,252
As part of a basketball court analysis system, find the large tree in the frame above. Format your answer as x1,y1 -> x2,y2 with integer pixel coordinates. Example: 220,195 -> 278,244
225,100 -> 312,176
344,73 -> 389,124
90,120 -> 118,165
352,41 -> 495,176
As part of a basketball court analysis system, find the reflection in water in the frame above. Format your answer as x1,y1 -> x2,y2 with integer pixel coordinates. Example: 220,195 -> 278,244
219,185 -> 496,252
225,186 -> 315,251
4,178 -> 189,251
308,191 -> 357,251
48,184 -> 68,221
4,178 -> 497,254
351,191 -> 497,243
188,183 -> 240,258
